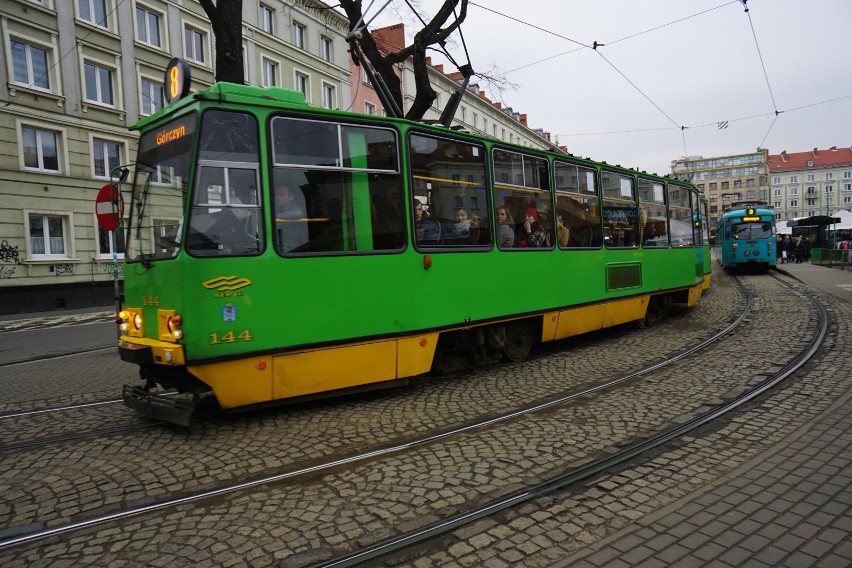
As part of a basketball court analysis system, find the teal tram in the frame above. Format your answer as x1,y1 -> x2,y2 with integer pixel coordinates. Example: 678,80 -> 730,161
117,60 -> 711,424
714,201 -> 776,272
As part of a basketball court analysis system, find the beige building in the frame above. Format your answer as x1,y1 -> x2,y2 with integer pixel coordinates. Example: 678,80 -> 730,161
671,149 -> 770,227
0,0 -> 351,314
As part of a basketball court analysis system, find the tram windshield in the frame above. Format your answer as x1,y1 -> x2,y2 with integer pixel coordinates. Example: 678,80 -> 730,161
732,221 -> 772,240
126,113 -> 197,263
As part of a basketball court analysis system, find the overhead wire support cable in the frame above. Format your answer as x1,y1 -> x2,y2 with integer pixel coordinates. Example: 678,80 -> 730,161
741,1 -> 779,113
594,50 -> 681,130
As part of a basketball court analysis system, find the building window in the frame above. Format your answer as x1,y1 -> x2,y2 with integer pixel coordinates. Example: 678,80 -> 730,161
845,196 -> 852,204
11,39 -> 51,90
790,187 -> 798,195
790,176 -> 798,183
322,83 -> 335,109
84,61 -> 114,105
709,182 -> 717,191
294,72 -> 308,96
140,78 -> 164,115
790,200 -> 798,208
746,178 -> 755,187
721,181 -> 729,190
826,185 -> 834,193
92,138 -> 122,178
184,25 -> 206,64
135,6 -> 162,48
807,174 -> 815,181
844,171 -> 851,179
22,125 -> 61,172
844,183 -> 852,192
320,36 -> 332,62
293,22 -> 306,49
364,101 -> 376,115
773,189 -> 781,197
78,0 -> 108,28
826,172 -> 834,180
773,177 -> 780,184
806,186 -> 816,195
259,4 -> 274,34
262,58 -> 278,87
28,213 -> 69,258
98,224 -> 126,258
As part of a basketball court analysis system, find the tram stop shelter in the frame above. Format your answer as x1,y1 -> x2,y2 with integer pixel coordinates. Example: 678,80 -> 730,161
789,215 -> 841,264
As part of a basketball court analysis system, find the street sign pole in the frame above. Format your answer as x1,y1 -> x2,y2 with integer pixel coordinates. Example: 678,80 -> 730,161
104,165 -> 131,338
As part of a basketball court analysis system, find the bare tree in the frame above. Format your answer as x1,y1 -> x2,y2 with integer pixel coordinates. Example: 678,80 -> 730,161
339,0 -> 469,122
198,0 -> 245,84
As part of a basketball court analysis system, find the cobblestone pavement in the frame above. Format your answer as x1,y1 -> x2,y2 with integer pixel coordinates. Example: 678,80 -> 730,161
0,264 -> 747,539
0,262 -> 849,567
1,262 -> 845,567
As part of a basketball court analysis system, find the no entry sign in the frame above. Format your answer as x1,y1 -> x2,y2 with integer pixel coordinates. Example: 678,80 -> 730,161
95,183 -> 124,231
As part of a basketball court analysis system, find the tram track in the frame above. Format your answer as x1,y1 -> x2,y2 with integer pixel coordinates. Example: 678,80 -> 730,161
0,276 -> 765,556
0,399 -> 163,453
314,273 -> 830,567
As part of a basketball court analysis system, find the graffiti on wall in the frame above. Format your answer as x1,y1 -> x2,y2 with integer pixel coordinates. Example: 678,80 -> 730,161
0,240 -> 22,279
103,262 -> 124,280
53,264 -> 73,276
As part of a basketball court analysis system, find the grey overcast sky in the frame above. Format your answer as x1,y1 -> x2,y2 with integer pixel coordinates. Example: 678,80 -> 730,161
365,0 -> 852,175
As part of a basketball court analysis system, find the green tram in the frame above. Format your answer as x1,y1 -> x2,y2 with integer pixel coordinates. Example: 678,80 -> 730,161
119,62 -> 710,425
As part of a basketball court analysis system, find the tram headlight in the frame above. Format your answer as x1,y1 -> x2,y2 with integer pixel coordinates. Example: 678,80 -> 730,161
118,308 -> 143,337
168,314 -> 183,340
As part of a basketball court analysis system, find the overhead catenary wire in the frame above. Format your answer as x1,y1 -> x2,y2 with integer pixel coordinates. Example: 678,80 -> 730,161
469,0 -> 850,156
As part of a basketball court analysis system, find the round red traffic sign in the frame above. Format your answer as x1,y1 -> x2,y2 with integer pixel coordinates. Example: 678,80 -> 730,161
95,183 -> 124,231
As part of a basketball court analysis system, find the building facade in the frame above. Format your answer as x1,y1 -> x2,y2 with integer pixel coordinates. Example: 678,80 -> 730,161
0,0 -> 351,314
767,147 -> 852,220
670,149 -> 769,228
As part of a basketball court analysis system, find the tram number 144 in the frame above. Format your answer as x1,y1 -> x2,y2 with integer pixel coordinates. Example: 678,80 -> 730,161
209,330 -> 253,345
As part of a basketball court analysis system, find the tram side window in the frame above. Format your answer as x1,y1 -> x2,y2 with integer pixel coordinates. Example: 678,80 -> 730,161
638,178 -> 668,247
410,134 -> 490,248
492,148 -> 551,249
187,110 -> 264,257
601,171 -> 638,248
187,164 -> 263,256
271,117 -> 403,254
554,162 -> 601,248
668,184 -> 694,246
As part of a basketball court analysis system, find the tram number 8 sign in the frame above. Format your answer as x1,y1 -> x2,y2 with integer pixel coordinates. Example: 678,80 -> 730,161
95,183 -> 124,231
164,57 -> 192,105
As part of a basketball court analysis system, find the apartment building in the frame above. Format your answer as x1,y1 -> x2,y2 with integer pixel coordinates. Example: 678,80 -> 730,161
767,146 -> 852,221
0,0 -> 351,314
671,149 -> 769,227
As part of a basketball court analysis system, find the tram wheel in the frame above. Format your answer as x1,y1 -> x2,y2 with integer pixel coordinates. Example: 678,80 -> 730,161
502,321 -> 534,362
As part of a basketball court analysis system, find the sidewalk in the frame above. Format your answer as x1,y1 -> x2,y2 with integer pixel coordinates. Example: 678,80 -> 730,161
0,305 -> 115,332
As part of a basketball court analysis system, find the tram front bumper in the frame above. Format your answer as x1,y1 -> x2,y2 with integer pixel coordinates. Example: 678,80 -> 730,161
123,385 -> 196,427
118,337 -> 185,366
